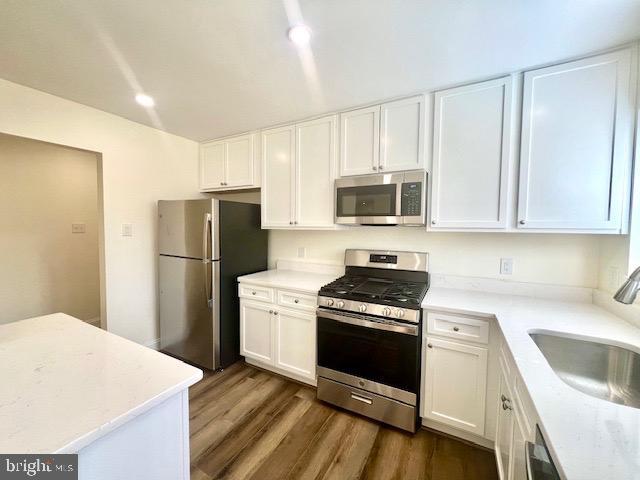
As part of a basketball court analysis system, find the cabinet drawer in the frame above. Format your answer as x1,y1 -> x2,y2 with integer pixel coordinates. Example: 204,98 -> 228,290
426,312 -> 489,344
238,284 -> 274,303
277,290 -> 317,312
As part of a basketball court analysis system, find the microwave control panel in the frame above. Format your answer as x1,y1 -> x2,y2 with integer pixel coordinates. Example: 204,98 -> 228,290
401,182 -> 422,216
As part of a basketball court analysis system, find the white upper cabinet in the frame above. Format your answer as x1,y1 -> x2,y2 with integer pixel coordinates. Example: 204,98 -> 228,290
431,77 -> 513,230
517,48 -> 635,232
380,96 -> 425,172
200,142 -> 225,190
339,95 -> 425,177
200,133 -> 259,191
262,125 -> 295,228
262,115 -> 337,229
295,115 -> 338,228
340,105 -> 380,176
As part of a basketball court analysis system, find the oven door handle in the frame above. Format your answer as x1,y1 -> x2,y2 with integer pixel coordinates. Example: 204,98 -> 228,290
317,309 -> 418,336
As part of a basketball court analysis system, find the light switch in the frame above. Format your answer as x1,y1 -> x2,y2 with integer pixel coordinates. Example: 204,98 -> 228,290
500,258 -> 513,275
297,247 -> 306,258
71,223 -> 86,234
121,223 -> 133,237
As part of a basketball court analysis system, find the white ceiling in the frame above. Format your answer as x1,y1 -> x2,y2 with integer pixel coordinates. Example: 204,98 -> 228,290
1,0 -> 640,141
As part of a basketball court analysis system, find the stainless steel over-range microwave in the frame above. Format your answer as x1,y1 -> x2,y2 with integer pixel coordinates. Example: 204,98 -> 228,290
334,171 -> 427,225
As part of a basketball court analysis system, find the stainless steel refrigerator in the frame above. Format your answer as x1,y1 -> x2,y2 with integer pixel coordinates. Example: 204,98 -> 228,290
158,199 -> 267,370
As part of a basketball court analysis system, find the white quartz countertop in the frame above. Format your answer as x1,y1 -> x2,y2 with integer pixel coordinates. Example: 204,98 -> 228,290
0,313 -> 202,454
237,269 -> 339,294
422,287 -> 640,480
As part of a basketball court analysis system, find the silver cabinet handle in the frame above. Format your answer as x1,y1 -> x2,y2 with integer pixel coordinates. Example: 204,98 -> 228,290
519,220 -> 526,225
220,182 -> 224,185
289,221 -> 293,225
269,310 -> 273,314
378,165 -> 384,170
273,311 -> 278,315
427,343 -> 433,348
294,299 -> 299,303
372,166 -> 377,171
431,220 -> 436,225
453,326 -> 460,332
350,393 -> 373,405
501,394 -> 513,410
252,291 -> 256,295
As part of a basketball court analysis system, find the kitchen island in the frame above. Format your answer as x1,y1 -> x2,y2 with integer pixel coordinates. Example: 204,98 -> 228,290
0,313 -> 202,480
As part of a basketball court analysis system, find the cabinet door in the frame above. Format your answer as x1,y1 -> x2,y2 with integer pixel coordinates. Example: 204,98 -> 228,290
339,105 -> 380,176
510,412 -> 528,480
295,115 -> 337,228
275,308 -> 315,380
431,78 -> 512,229
380,96 -> 425,172
240,300 -> 274,364
200,141 -> 226,190
225,133 -> 255,188
422,336 -> 488,435
518,48 -> 634,231
261,125 -> 295,228
495,361 -> 514,480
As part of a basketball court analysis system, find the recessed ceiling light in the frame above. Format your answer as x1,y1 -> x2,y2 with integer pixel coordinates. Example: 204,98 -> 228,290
135,93 -> 155,107
288,24 -> 311,46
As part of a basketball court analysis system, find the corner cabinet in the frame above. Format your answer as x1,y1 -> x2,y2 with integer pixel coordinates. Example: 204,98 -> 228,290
422,312 -> 489,436
495,341 -> 537,480
340,95 -> 426,176
239,283 -> 317,384
517,47 -> 636,232
430,77 -> 513,230
261,115 -> 338,229
200,133 -> 260,191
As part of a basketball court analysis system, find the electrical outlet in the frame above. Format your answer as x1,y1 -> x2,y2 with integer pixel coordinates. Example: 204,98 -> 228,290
71,223 -> 86,234
500,258 -> 513,275
121,223 -> 133,237
297,247 -> 306,258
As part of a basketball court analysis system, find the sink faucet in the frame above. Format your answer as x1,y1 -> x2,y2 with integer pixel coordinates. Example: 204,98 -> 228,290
614,266 -> 640,304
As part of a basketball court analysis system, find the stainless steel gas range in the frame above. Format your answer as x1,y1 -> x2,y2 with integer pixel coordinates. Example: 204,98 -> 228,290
316,249 -> 429,432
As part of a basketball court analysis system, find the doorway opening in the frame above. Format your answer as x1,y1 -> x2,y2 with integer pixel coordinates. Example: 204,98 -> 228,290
0,133 -> 106,328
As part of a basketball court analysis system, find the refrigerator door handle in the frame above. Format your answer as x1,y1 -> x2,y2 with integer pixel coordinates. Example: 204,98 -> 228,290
203,213 -> 213,307
202,212 -> 212,261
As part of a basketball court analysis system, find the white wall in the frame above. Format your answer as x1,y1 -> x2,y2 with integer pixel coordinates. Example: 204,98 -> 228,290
0,79 -> 200,345
0,134 -> 100,323
269,230 -> 602,288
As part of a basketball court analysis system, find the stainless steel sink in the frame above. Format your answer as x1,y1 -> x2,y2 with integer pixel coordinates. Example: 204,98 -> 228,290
530,332 -> 640,409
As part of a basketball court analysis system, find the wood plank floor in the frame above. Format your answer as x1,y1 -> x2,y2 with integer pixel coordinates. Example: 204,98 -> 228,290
190,362 -> 498,480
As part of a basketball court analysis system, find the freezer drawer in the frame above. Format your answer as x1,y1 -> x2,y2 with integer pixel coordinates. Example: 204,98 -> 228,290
159,255 -> 219,369
158,199 -> 219,260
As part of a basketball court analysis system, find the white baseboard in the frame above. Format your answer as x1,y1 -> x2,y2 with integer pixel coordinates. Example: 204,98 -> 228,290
145,338 -> 161,351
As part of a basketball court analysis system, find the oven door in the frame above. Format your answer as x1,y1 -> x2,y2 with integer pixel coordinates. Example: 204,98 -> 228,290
316,308 -> 421,404
335,174 -> 402,224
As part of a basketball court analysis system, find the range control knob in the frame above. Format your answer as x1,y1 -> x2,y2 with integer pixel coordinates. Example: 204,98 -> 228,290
382,307 -> 392,317
326,299 -> 334,307
358,304 -> 367,313
336,300 -> 345,308
395,309 -> 405,318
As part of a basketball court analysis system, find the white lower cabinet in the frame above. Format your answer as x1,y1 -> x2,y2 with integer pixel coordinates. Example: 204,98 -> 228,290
495,344 -> 535,480
239,300 -> 274,364
422,336 -> 488,435
276,309 -> 316,379
239,283 -> 317,384
495,362 -> 515,480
